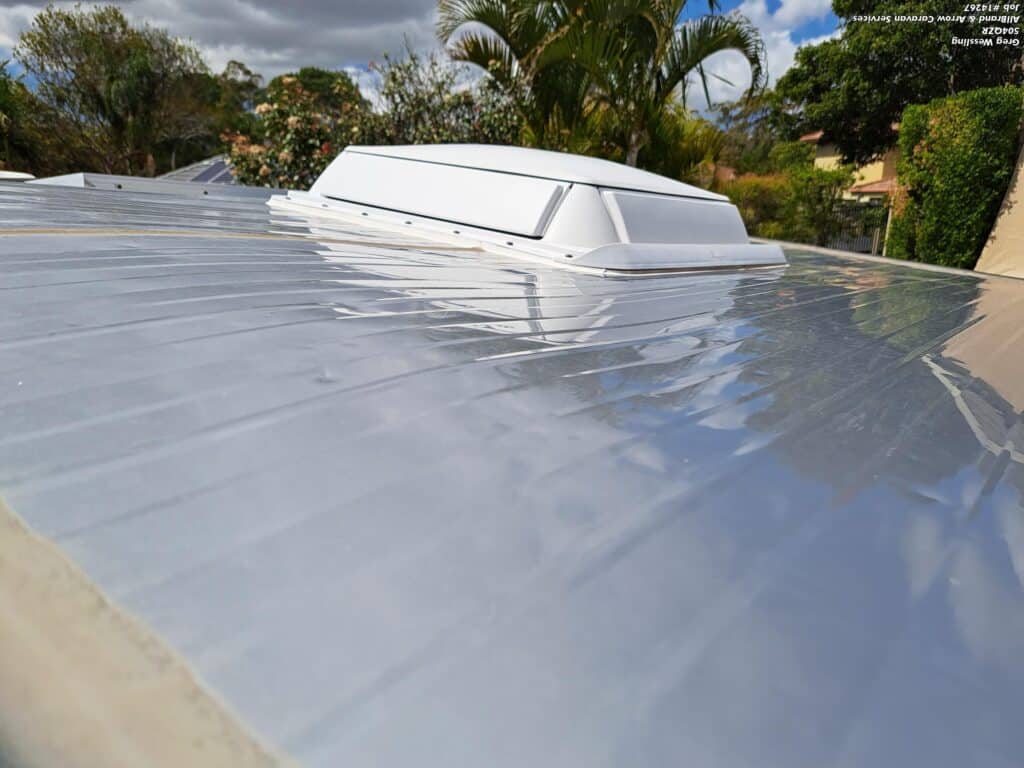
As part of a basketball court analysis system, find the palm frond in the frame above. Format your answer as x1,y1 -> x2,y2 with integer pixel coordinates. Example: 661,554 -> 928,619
662,14 -> 766,104
447,31 -> 520,82
437,0 -> 515,44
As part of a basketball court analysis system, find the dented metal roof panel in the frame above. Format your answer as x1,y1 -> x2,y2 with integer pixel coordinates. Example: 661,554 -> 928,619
2,180 -> 1024,767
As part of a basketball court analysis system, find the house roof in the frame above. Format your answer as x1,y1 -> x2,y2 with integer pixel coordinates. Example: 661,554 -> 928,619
799,124 -> 901,145
159,154 -> 236,184
2,178 -> 1024,767
849,177 -> 898,195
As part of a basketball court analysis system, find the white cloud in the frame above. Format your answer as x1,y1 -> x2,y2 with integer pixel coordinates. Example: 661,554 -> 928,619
0,0 -> 441,81
0,4 -> 40,53
685,1 -> 839,110
773,0 -> 832,28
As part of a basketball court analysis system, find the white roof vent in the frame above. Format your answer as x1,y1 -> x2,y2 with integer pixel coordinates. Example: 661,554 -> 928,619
273,144 -> 785,274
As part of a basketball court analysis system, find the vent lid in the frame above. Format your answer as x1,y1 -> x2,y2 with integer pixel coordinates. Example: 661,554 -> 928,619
310,149 -> 568,237
286,145 -> 786,274
320,144 -> 727,200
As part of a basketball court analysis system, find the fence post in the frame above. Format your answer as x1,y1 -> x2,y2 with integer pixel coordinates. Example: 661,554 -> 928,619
881,200 -> 893,258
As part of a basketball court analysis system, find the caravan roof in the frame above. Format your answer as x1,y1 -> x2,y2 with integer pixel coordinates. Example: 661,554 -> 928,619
1,156 -> 1024,767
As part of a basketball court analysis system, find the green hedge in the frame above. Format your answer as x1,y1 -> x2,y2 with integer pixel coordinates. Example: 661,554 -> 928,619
888,86 -> 1023,270
721,164 -> 853,246
722,173 -> 790,238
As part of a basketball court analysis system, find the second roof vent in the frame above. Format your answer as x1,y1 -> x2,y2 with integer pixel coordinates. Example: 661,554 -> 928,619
275,144 -> 785,274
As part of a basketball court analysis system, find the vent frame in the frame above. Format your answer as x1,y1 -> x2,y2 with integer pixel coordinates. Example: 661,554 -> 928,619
276,145 -> 787,274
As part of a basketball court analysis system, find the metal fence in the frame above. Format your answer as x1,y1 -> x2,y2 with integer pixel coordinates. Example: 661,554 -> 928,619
824,201 -> 890,255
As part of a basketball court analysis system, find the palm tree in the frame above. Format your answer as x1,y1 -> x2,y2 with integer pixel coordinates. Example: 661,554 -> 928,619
438,0 -> 765,166
437,0 -> 590,147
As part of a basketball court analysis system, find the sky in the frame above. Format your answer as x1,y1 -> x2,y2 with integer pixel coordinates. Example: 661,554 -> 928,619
0,0 -> 839,108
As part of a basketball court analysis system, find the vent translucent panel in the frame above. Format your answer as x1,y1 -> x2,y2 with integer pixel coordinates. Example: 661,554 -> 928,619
602,189 -> 748,245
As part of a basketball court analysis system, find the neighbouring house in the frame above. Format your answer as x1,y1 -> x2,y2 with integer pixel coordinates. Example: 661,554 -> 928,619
798,128 -> 899,256
798,128 -> 899,203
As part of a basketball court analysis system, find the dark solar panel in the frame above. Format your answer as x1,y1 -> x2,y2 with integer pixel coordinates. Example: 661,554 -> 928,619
193,160 -> 230,183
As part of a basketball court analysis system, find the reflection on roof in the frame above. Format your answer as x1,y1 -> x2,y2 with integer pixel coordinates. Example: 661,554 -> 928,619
2,179 -> 1024,767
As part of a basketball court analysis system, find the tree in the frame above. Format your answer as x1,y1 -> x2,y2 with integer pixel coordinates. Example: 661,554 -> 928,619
373,50 -> 522,145
0,61 -> 93,174
206,60 -> 264,138
267,67 -> 368,113
438,0 -> 592,148
718,139 -> 854,244
225,51 -> 524,189
783,162 -> 855,246
15,4 -> 209,175
712,91 -> 788,174
640,101 -> 725,183
774,0 -> 1024,165
438,0 -> 766,166
163,60 -> 264,171
0,64 -> 44,172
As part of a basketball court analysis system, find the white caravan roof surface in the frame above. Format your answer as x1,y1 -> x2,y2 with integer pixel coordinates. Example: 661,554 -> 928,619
1,179 -> 1023,767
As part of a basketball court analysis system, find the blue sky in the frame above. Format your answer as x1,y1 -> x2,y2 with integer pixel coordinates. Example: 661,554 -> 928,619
1,0 -> 840,107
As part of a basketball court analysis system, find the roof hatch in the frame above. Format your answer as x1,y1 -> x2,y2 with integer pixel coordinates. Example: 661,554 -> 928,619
273,144 -> 786,275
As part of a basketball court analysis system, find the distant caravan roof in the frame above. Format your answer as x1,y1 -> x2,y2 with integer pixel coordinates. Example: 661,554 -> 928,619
275,144 -> 785,274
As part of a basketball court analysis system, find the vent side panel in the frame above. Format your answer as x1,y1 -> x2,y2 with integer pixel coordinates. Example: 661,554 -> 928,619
311,152 -> 568,238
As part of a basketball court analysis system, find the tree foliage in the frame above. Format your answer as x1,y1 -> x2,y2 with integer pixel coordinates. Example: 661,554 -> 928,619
15,4 -> 210,174
373,50 -> 522,145
438,0 -> 766,166
640,102 -> 725,184
712,92 -> 789,174
225,53 -> 522,188
167,60 -> 264,169
774,0 -> 1024,165
268,67 -> 367,113
719,143 -> 855,245
0,62 -> 79,174
887,86 -> 1023,269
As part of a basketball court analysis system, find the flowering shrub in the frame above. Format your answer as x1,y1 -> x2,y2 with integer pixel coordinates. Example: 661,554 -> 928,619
225,54 -> 522,190
224,74 -> 378,188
